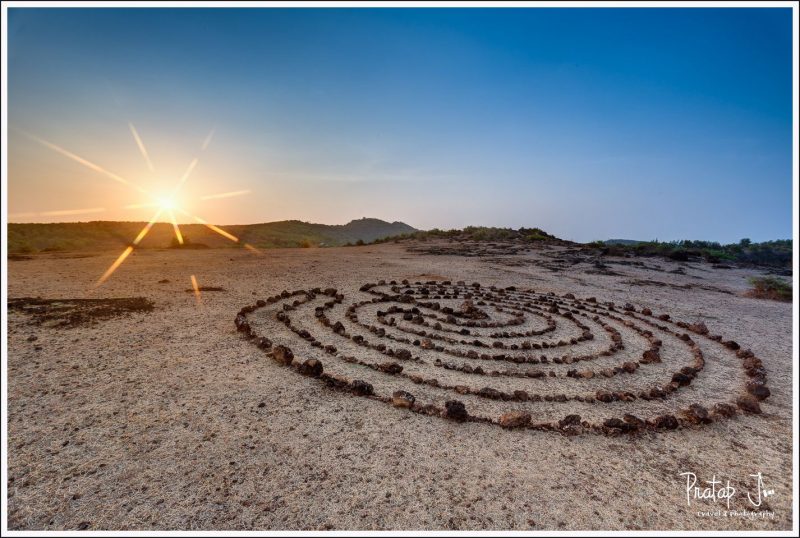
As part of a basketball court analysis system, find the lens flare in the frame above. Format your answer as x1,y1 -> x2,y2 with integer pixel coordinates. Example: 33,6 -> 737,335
20,124 -> 258,304
96,246 -> 134,286
200,189 -> 250,200
129,123 -> 154,172
168,209 -> 184,245
175,208 -> 239,243
10,207 -> 106,219
19,130 -> 154,199
201,129 -> 215,151
190,275 -> 202,305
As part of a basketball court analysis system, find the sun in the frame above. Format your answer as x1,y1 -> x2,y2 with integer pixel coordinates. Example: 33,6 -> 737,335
157,196 -> 177,211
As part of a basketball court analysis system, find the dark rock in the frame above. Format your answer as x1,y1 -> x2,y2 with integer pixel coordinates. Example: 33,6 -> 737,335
602,418 -> 630,433
477,387 -> 504,400
723,340 -> 741,351
622,414 -> 645,430
499,411 -> 531,429
651,414 -> 679,430
595,390 -> 614,403
712,402 -> 737,419
558,414 -> 581,428
394,348 -> 412,361
746,382 -> 771,401
513,390 -> 529,401
687,322 -> 709,335
298,359 -> 323,377
682,403 -> 712,425
378,362 -> 403,375
671,372 -> 692,386
391,390 -> 415,408
736,395 -> 762,414
641,349 -> 661,364
255,337 -> 272,350
272,345 -> 294,366
350,380 -> 374,396
444,400 -> 469,422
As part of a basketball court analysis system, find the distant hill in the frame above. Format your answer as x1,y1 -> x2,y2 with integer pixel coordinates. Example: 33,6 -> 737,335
7,218 -> 417,253
592,238 -> 792,271
372,226 -> 571,245
603,239 -> 644,246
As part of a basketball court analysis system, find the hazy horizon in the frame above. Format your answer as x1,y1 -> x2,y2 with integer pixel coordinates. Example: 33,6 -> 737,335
7,8 -> 794,243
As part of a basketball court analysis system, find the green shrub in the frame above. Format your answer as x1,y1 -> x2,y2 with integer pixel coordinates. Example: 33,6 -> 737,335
747,276 -> 792,302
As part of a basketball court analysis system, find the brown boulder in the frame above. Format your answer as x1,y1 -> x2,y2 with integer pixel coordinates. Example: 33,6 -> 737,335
298,359 -> 323,377
712,402 -> 737,419
687,322 -> 709,335
736,395 -> 762,414
641,349 -> 661,364
602,418 -> 631,434
350,380 -> 374,396
651,414 -> 679,430
558,414 -> 582,428
746,382 -> 770,401
272,345 -> 294,366
671,372 -> 692,386
377,362 -> 403,375
622,414 -> 645,430
477,387 -> 504,400
394,348 -> 413,361
681,403 -> 712,425
499,411 -> 532,429
444,400 -> 469,422
513,390 -> 529,401
391,390 -> 415,408
595,390 -> 614,403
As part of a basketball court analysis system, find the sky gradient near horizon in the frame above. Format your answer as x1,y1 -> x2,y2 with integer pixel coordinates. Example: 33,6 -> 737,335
6,7 -> 794,243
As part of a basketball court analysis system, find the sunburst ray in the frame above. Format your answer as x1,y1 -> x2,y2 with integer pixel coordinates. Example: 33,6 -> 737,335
168,209 -> 184,245
128,123 -> 154,172
201,128 -> 215,151
20,130 -> 154,199
199,189 -> 250,200
10,207 -> 106,219
123,202 -> 157,210
96,246 -> 134,286
172,158 -> 198,194
190,275 -> 202,305
95,208 -> 163,287
174,207 -> 239,243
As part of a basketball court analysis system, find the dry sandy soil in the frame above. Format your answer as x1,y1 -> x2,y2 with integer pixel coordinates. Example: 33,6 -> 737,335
5,241 -> 794,531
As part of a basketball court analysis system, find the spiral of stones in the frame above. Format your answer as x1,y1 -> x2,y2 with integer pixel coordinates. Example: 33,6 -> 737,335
233,279 -> 770,435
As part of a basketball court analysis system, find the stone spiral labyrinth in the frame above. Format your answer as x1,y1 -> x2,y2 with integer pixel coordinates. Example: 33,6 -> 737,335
234,280 -> 770,435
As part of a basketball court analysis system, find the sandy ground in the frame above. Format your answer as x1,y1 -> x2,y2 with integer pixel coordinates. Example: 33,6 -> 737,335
4,241 -> 794,530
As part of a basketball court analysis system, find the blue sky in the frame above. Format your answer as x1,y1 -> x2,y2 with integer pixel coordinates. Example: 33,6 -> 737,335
6,7 -> 794,242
